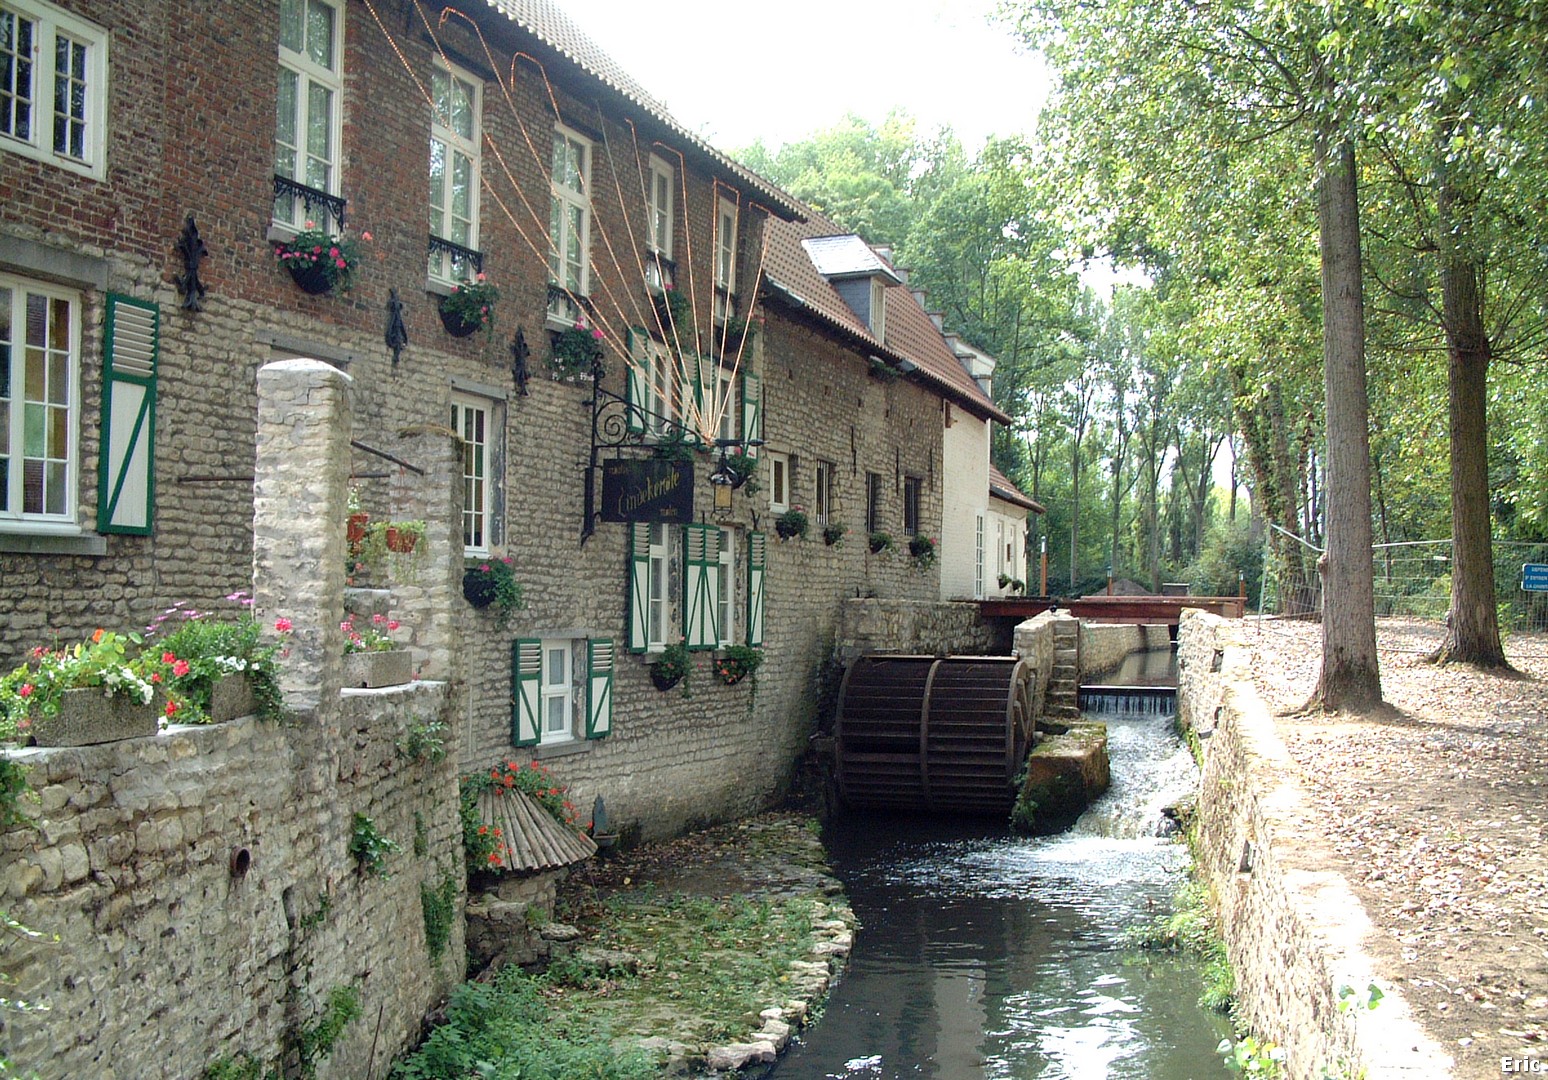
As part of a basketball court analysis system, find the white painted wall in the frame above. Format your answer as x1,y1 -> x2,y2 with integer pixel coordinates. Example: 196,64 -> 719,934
940,408 -> 990,600
988,496 -> 1029,595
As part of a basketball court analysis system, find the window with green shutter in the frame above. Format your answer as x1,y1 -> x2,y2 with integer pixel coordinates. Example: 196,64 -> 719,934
586,638 -> 613,739
746,530 -> 766,646
98,294 -> 158,534
682,523 -> 719,650
511,638 -> 541,746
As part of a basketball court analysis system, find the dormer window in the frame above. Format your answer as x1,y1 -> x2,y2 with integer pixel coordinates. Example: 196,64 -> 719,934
869,276 -> 886,341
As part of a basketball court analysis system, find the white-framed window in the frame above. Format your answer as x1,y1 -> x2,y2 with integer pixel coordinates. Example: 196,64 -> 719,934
714,195 -> 737,321
814,461 -> 833,526
540,639 -> 575,744
548,124 -> 591,313
716,527 -> 737,648
429,60 -> 480,283
648,522 -> 670,651
647,154 -> 673,259
645,338 -> 677,439
974,513 -> 986,599
450,393 -> 490,554
274,0 -> 343,230
1,276 -> 79,528
0,1 -> 108,179
869,277 -> 887,340
767,451 -> 789,514
715,368 -> 737,444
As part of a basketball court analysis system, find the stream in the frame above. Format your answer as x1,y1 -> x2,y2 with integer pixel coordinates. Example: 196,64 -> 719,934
765,649 -> 1232,1079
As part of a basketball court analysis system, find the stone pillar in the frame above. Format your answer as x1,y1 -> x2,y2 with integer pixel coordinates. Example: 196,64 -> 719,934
388,426 -> 464,684
252,359 -> 353,720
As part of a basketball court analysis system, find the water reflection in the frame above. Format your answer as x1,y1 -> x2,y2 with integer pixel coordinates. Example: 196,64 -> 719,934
765,708 -> 1230,1080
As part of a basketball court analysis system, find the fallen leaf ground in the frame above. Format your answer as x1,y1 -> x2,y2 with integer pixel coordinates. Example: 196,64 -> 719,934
1248,618 -> 1548,1078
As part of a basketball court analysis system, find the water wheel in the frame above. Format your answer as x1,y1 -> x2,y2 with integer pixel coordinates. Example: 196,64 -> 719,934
834,655 -> 1034,815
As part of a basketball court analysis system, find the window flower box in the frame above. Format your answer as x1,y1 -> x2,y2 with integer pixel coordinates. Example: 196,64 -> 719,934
31,688 -> 159,747
343,649 -> 413,689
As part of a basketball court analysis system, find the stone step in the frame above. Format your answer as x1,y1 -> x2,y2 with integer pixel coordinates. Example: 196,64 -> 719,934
1054,647 -> 1078,660
1044,704 -> 1083,719
1052,664 -> 1077,680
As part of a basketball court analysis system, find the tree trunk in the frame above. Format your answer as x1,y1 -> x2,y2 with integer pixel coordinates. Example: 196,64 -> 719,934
1436,182 -> 1507,666
1313,133 -> 1383,712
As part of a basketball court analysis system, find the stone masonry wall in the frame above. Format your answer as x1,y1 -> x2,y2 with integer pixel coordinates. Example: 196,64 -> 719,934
834,598 -> 1001,665
1078,623 -> 1171,679
1011,612 -> 1058,719
0,360 -> 465,1078
1178,612 -> 1451,1080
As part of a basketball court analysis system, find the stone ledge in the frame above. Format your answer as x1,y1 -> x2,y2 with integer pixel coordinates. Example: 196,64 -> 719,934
1184,612 -> 1452,1080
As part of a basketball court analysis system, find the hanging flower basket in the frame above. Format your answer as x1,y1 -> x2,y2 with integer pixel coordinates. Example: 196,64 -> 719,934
347,512 -> 370,546
775,508 -> 808,541
286,260 -> 334,295
273,221 -> 367,295
385,525 -> 420,554
650,668 -> 683,692
438,306 -> 481,338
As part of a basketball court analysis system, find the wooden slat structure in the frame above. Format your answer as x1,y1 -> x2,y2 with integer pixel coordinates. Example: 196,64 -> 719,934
834,655 -> 1033,816
478,790 -> 597,872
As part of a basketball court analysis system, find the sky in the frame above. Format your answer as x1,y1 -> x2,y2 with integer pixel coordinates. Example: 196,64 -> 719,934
551,0 -> 1053,156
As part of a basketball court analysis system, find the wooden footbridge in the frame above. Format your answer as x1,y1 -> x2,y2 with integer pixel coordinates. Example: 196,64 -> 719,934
976,594 -> 1245,625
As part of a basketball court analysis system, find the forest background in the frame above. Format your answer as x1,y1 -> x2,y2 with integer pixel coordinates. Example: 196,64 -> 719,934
735,0 -> 1548,659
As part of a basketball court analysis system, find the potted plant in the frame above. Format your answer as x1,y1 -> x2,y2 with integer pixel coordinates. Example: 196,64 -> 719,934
439,272 -> 499,338
346,487 -> 370,546
650,641 -> 690,693
908,534 -> 938,568
719,311 -> 763,352
273,220 -> 368,295
549,318 -> 605,379
462,557 -> 525,625
775,507 -> 809,541
725,451 -> 760,494
653,285 -> 693,338
357,520 -> 428,583
0,630 -> 160,746
998,573 -> 1026,594
342,614 -> 413,689
868,530 -> 894,555
150,614 -> 287,724
823,521 -> 848,546
714,644 -> 763,686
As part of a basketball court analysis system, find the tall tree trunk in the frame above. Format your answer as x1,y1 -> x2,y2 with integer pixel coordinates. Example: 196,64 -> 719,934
1436,181 -> 1507,667
1314,133 -> 1383,712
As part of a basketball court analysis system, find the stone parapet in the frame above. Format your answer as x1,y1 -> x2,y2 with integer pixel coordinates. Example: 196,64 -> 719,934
1179,611 -> 1451,1080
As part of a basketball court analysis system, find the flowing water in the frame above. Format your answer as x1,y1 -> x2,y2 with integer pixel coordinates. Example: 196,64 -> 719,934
765,649 -> 1230,1079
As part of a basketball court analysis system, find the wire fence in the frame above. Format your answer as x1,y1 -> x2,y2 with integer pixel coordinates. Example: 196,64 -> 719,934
1258,528 -> 1548,657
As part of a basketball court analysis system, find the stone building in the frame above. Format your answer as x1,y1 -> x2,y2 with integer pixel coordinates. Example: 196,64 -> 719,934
0,0 -> 1007,840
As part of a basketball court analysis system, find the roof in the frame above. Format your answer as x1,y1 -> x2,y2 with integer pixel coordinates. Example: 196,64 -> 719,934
477,789 -> 598,872
479,1 -> 802,221
761,212 -> 1012,424
802,235 -> 904,283
989,464 -> 1045,513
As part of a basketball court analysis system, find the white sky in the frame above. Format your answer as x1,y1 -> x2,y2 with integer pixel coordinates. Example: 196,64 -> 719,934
552,0 -> 1052,154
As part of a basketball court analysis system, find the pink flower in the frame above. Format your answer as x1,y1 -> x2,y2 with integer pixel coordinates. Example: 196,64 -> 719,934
17,683 -> 32,698
172,660 -> 190,678
274,617 -> 293,633
592,328 -> 604,340
165,699 -> 179,718
373,613 -> 387,625
329,246 -> 340,258
361,231 -> 373,242
387,620 -> 400,631
162,651 -> 177,664
335,258 -> 346,269
476,272 -> 486,281
312,245 -> 322,254
304,220 -> 316,229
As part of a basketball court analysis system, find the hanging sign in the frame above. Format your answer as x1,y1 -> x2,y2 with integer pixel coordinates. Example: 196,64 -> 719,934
601,459 -> 693,523
1524,564 -> 1548,592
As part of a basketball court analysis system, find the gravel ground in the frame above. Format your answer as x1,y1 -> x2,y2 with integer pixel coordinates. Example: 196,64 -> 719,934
1247,618 -> 1548,1078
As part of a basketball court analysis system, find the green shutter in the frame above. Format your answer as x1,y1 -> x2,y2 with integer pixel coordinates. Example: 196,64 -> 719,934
741,369 -> 761,453
98,295 -> 159,534
746,530 -> 766,647
586,638 -> 614,739
511,638 -> 541,746
627,523 -> 651,653
682,523 -> 719,650
625,328 -> 646,434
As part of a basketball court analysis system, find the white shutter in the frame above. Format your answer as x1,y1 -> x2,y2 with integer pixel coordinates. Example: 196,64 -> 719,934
512,639 -> 541,746
741,369 -> 761,452
625,328 -> 646,434
746,530 -> 766,646
586,639 -> 614,739
627,523 -> 651,653
99,295 -> 159,534
682,523 -> 719,650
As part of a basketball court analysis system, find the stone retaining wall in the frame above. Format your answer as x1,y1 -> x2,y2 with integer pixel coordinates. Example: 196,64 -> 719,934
835,598 -> 1001,664
1079,623 -> 1170,678
1011,611 -> 1059,717
1179,611 -> 1451,1080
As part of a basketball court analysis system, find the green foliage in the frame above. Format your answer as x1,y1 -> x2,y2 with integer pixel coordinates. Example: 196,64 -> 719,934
649,641 -> 691,692
461,762 -> 577,873
907,534 -> 937,568
1186,517 -> 1262,606
867,531 -> 893,554
1,631 -> 155,721
1125,880 -> 1234,1014
420,871 -> 458,961
713,645 -> 763,685
152,616 -> 285,723
341,614 -> 401,654
274,223 -> 363,292
549,322 -> 604,377
390,964 -> 656,1080
297,892 -> 332,933
296,985 -> 361,1079
775,508 -> 809,540
822,521 -> 848,546
439,273 -> 499,337
1217,1034 -> 1285,1078
349,814 -> 400,878
413,811 -> 428,857
396,719 -> 448,765
203,1055 -> 269,1080
462,557 -> 525,625
0,759 -> 29,831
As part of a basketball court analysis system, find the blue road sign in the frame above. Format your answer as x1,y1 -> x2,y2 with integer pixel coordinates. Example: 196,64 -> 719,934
1524,564 -> 1548,592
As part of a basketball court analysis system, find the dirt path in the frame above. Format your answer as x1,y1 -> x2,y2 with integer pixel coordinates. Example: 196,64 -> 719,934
1248,618 -> 1548,1078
